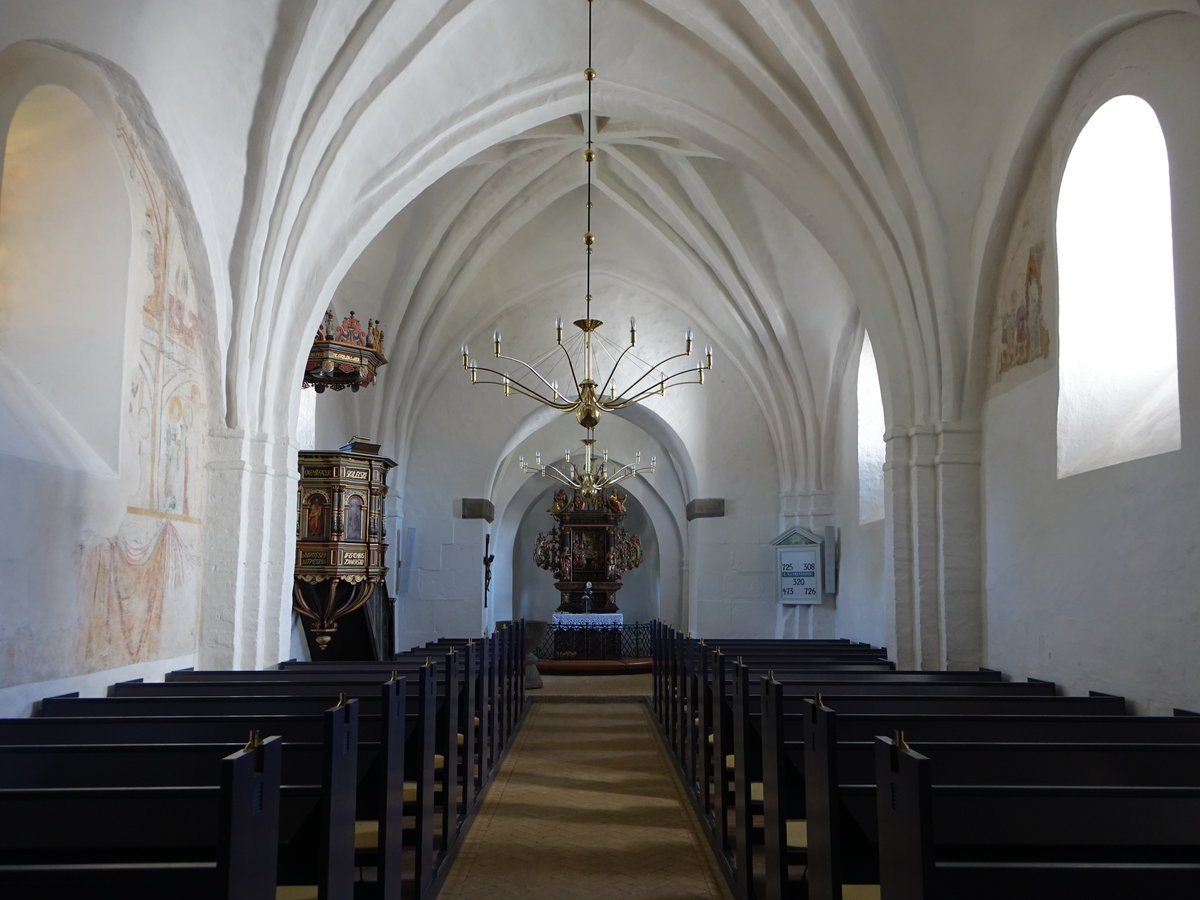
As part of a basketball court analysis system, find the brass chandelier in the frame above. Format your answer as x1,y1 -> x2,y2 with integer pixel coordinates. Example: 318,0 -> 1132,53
459,0 -> 712,437
519,430 -> 655,497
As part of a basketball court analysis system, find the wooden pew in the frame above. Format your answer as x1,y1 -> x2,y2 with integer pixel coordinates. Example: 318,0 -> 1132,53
773,695 -> 1200,900
651,624 -> 883,769
699,647 -> 897,790
691,643 -> 897,811
273,650 -> 481,831
720,658 -> 901,899
874,735 -> 1200,900
266,647 -> 510,890
30,699 -> 357,900
155,653 -> 475,823
652,633 -> 897,898
420,622 -> 521,750
752,679 -> 1103,900
26,682 -> 422,900
773,696 -> 1200,899
0,735 -> 282,900
119,672 -> 421,900
805,704 -> 1200,900
758,677 -> 1067,899
424,638 -> 493,797
147,672 -> 431,900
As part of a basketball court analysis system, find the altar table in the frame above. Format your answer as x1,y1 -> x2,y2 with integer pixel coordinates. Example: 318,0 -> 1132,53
551,612 -> 624,627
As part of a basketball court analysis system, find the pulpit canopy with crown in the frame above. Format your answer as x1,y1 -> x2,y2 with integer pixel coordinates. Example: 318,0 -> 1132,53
304,307 -> 387,393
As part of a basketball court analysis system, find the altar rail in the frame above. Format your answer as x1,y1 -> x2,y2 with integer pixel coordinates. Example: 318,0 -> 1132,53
534,622 -> 652,661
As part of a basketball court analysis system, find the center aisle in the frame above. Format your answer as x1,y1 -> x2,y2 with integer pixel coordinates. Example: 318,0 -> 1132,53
439,696 -> 732,899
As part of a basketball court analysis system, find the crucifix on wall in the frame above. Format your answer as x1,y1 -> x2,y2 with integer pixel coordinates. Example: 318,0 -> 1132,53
483,533 -> 495,608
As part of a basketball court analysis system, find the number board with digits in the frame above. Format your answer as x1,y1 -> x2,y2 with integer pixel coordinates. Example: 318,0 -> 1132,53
778,545 -> 822,605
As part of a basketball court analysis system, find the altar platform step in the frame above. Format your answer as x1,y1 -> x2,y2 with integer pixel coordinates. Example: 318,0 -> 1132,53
536,657 -> 652,674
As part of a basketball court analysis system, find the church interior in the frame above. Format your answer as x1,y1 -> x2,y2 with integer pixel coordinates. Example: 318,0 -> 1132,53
5,0 -> 1199,714
3,0 -> 1200,893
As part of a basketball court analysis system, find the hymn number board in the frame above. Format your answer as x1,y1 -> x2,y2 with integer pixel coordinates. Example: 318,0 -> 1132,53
772,527 -> 825,605
779,546 -> 821,604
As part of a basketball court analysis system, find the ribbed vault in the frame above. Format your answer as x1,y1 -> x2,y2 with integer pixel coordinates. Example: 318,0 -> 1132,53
228,0 -> 968,494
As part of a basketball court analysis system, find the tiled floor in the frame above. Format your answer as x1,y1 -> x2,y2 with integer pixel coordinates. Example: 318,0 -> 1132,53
439,686 -> 731,899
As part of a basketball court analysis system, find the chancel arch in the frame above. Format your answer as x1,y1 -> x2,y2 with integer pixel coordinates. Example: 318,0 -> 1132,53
487,405 -> 688,636
510,483 -> 662,626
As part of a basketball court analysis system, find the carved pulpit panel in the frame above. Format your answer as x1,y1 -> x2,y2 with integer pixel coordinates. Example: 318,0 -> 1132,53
294,449 -> 395,653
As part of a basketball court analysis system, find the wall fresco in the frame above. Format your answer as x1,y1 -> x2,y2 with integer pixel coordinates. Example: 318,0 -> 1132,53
989,143 -> 1055,392
996,243 -> 1051,379
80,118 -> 207,672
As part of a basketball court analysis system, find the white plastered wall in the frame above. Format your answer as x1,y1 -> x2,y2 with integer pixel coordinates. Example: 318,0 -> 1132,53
981,14 -> 1200,714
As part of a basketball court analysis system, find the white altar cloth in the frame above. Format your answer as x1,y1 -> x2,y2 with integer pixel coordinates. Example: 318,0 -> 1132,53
552,612 -> 624,626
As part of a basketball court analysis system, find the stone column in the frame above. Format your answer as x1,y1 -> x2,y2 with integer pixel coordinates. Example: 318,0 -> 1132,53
934,424 -> 983,670
884,422 -> 982,670
198,429 -> 297,669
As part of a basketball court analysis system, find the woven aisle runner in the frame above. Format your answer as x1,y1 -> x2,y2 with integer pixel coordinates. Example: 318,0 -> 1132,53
439,699 -> 731,899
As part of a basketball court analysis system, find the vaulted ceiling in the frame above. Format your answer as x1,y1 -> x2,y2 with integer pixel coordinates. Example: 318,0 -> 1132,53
240,0 -> 1181,495
8,0 -> 1184,492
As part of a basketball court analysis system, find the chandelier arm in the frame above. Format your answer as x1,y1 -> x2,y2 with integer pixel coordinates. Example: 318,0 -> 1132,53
610,368 -> 707,407
493,349 -> 581,400
470,369 -> 578,409
599,349 -> 696,406
536,465 -> 579,490
595,473 -> 627,491
604,464 -> 641,481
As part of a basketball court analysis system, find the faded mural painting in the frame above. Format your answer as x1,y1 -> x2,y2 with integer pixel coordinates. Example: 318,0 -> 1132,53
989,142 -> 1054,389
81,118 -> 207,673
996,243 -> 1052,379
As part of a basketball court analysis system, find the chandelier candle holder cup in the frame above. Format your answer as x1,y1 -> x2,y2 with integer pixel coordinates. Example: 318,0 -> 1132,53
458,0 -> 711,441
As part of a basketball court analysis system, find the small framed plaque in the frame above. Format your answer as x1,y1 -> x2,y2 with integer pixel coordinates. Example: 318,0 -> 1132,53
771,527 -> 827,605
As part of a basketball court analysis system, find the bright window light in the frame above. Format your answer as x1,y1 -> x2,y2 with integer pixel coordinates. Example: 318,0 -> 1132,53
1056,94 -> 1179,477
858,333 -> 885,523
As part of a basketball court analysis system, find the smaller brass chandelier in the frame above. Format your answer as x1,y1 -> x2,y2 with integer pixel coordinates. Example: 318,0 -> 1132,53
305,307 -> 387,393
519,427 -> 655,497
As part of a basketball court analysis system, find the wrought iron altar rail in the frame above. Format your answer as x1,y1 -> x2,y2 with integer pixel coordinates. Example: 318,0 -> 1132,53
534,622 -> 652,661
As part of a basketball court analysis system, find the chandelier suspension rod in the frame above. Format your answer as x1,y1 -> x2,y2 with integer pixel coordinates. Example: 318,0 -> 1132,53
458,0 -> 711,432
586,0 -> 594,324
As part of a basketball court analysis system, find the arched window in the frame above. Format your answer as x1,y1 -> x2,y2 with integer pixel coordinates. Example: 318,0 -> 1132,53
0,84 -> 131,473
857,333 -> 885,523
1056,95 -> 1179,477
